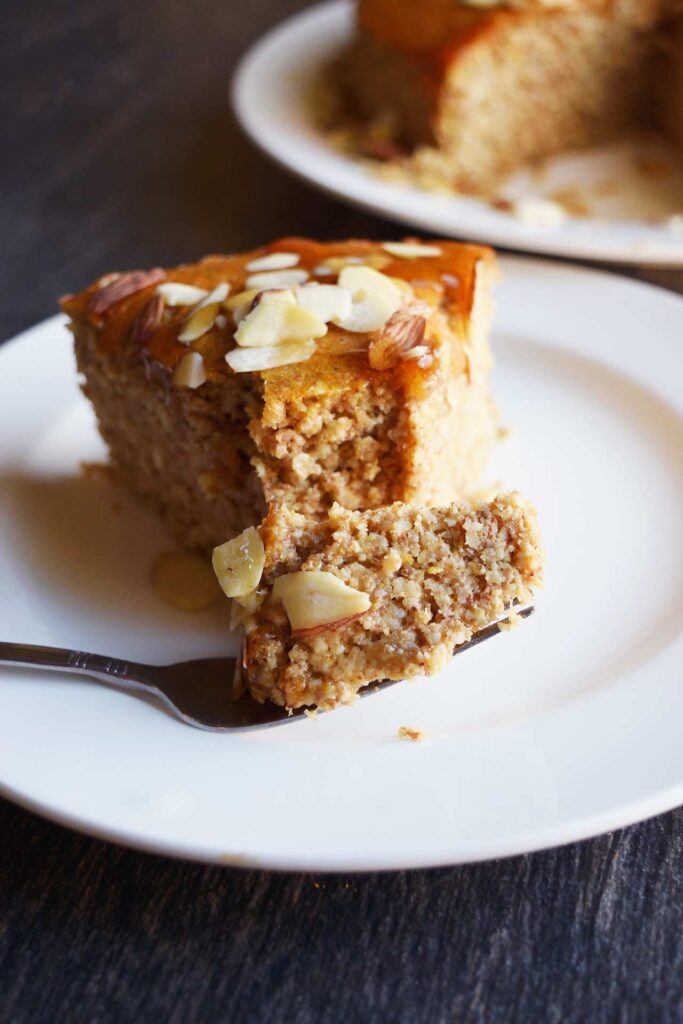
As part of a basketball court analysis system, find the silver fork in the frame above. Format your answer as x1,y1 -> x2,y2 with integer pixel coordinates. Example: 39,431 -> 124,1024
0,608 -> 532,731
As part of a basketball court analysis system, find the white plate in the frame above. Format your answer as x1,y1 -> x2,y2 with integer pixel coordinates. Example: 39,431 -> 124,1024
1,257 -> 683,871
232,1 -> 683,268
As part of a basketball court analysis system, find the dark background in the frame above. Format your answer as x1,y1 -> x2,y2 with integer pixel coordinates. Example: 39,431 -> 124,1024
1,2 -> 682,1022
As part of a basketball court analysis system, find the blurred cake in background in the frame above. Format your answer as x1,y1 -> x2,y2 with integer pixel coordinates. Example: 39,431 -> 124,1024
334,0 -> 682,196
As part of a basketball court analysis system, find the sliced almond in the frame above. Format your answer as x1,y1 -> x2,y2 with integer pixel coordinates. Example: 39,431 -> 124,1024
151,551 -> 221,612
178,282 -> 230,344
212,526 -> 265,599
333,265 -> 405,333
382,242 -> 443,259
131,293 -> 164,343
272,570 -> 371,637
235,290 -> 326,348
229,590 -> 263,631
368,302 -> 432,370
224,288 -> 260,325
390,277 -> 415,299
172,351 -> 207,389
245,252 -> 301,272
317,254 -> 391,275
226,339 -> 316,373
157,282 -> 208,306
88,268 -> 166,316
295,283 -> 353,323
400,344 -> 433,365
245,269 -> 309,290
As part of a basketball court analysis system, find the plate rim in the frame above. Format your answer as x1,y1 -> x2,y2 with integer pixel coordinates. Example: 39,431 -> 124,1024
231,0 -> 683,269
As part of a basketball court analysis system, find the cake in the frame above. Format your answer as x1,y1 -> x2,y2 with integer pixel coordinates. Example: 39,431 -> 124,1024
61,238 -> 498,553
213,492 -> 543,710
337,0 -> 683,195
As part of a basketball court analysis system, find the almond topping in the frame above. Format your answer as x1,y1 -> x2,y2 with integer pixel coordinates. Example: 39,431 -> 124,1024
226,339 -> 316,373
272,570 -> 371,637
400,344 -> 433,368
245,252 -> 301,272
212,526 -> 265,599
157,282 -> 208,306
172,351 -> 207,389
295,283 -> 353,323
333,265 -> 405,333
131,293 -> 164,343
245,269 -> 309,290
316,254 -> 391,275
398,726 -> 425,741
178,282 -> 230,344
368,302 -> 432,370
382,242 -> 443,259
88,268 -> 166,316
224,288 -> 260,325
235,290 -> 326,348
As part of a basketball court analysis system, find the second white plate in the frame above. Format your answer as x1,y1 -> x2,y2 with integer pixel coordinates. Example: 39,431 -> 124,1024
232,1 -> 683,267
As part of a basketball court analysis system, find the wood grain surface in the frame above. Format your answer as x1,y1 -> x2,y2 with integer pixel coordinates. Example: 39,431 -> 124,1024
1,2 -> 682,1022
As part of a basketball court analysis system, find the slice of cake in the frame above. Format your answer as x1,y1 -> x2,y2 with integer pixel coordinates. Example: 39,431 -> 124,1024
61,238 -> 498,552
337,0 -> 681,195
213,493 -> 543,710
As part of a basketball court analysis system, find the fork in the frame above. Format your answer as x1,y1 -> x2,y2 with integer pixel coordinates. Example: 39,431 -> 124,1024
0,608 -> 532,731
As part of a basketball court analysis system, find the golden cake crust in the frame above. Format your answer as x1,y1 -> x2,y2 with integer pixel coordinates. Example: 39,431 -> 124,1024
61,237 -> 491,389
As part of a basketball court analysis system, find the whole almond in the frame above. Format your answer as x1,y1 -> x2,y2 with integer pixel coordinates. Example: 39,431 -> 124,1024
88,268 -> 166,316
368,302 -> 432,371
131,293 -> 164,343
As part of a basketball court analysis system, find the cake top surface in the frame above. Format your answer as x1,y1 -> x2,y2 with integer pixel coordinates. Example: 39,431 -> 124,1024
357,0 -> 670,62
61,237 -> 492,397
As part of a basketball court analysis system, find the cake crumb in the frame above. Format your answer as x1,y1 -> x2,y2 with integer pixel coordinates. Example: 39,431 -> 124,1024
398,726 -> 425,742
499,608 -> 523,631
548,187 -> 591,218
509,197 -> 567,227
304,708 -> 318,721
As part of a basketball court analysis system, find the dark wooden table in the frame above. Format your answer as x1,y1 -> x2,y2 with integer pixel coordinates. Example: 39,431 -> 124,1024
2,3 -> 682,1022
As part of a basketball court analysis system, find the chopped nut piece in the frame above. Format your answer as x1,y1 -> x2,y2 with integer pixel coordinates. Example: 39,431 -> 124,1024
230,591 -> 263,631
508,197 -> 567,227
235,289 -> 327,348
212,526 -> 265,599
333,265 -> 405,333
245,252 -> 301,272
157,282 -> 208,306
226,339 -> 316,373
178,282 -> 230,344
383,242 -> 443,259
318,254 -> 391,274
272,569 -> 371,637
368,302 -> 432,370
400,344 -> 432,362
246,269 -> 310,290
398,726 -> 425,741
88,268 -> 166,316
295,283 -> 353,323
131,294 -> 164,343
152,551 -> 221,611
172,351 -> 207,389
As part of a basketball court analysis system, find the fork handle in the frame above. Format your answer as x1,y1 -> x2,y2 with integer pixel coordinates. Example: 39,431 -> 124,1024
0,642 -> 152,690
